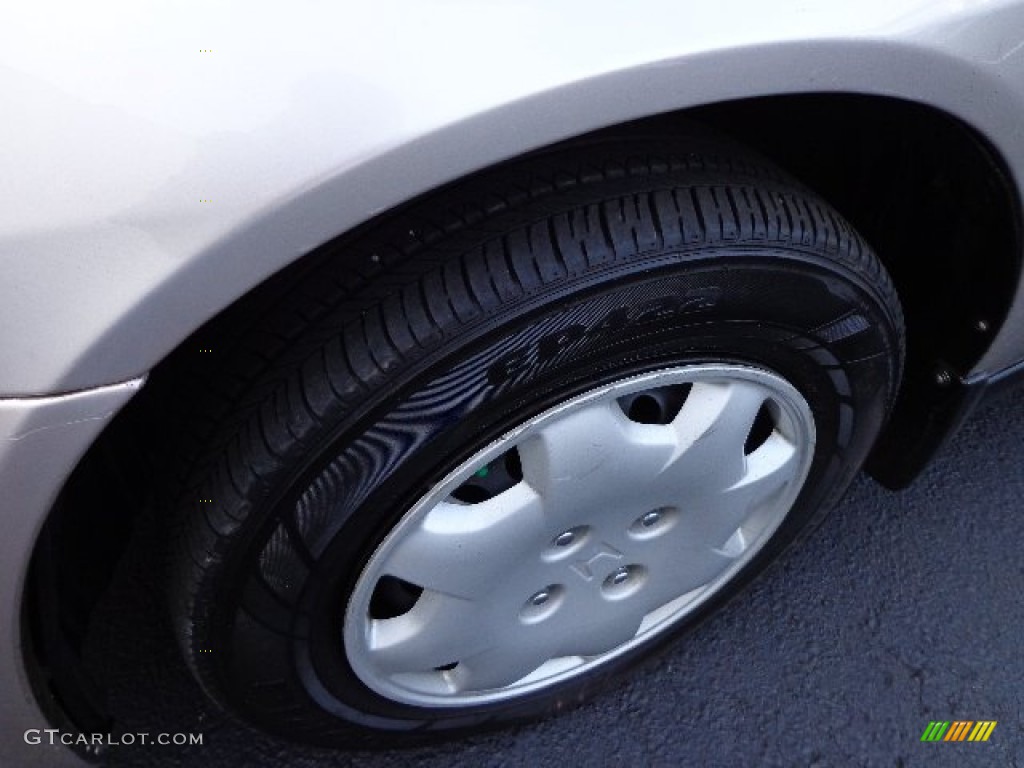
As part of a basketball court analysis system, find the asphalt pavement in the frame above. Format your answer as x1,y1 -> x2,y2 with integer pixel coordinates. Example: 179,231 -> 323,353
86,388 -> 1024,767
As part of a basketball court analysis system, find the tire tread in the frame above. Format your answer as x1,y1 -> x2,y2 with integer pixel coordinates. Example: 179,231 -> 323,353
165,133 -> 905,734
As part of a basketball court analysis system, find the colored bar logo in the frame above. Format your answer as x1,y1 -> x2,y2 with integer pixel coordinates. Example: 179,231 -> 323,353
920,721 -> 996,742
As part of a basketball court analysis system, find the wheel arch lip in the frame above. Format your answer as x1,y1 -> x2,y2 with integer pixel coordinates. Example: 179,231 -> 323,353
0,379 -> 144,768
2,6 -> 1024,396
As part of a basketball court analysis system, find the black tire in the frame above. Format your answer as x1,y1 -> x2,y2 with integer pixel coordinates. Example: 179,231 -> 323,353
168,134 -> 904,746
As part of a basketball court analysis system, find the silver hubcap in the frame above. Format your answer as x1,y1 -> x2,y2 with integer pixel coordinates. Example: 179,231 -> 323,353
343,364 -> 815,707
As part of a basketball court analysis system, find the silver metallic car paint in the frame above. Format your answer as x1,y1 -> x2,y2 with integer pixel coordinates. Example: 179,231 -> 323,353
0,379 -> 143,767
2,1 -> 1024,762
1,1 -> 1024,398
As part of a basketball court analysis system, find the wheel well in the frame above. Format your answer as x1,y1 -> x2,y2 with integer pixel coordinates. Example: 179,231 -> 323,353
25,93 -> 1020,738
683,95 -> 1020,486
690,94 -> 1020,378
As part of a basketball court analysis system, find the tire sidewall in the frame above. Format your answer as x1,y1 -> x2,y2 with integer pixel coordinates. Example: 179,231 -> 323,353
214,249 -> 896,739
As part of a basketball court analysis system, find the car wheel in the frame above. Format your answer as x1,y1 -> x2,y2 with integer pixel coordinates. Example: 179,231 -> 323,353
168,134 -> 904,745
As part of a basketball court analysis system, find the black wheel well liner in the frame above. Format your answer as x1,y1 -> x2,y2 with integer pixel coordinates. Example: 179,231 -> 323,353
683,95 -> 1020,487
